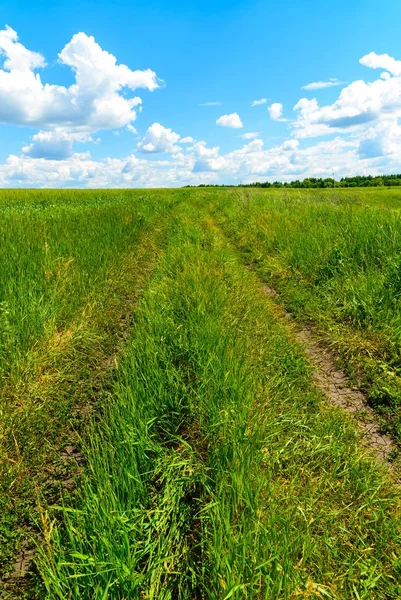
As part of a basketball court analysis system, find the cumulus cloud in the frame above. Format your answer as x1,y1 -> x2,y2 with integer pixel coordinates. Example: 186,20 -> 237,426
1,32 -> 401,189
358,137 -> 383,159
293,51 -> 401,138
301,78 -> 345,90
356,118 -> 401,159
21,130 -> 94,160
0,25 -> 160,135
0,25 -> 45,71
251,98 -> 267,106
242,132 -> 260,139
282,139 -> 299,151
2,129 -> 401,189
192,141 -> 227,172
268,103 -> 284,121
216,113 -> 243,128
223,139 -> 285,176
359,52 -> 401,76
137,123 -> 181,153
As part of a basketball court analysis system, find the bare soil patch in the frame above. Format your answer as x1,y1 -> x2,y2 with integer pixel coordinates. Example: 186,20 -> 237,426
261,284 -> 399,475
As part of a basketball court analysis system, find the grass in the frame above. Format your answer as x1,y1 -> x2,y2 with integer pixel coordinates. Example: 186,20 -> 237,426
0,188 -> 400,599
0,189 -> 178,383
0,189 -> 188,589
212,187 -> 401,439
36,198 -> 401,599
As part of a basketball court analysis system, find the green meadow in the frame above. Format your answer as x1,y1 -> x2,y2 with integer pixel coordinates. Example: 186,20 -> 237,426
215,187 -> 401,438
0,188 -> 400,599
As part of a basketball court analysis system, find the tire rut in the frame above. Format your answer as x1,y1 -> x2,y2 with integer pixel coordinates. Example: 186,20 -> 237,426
206,210 -> 400,477
261,284 -> 399,478
0,226 -> 168,599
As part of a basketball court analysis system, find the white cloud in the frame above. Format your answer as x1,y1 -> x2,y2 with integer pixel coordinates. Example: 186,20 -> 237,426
359,52 -> 401,76
282,139 -> 299,151
0,25 -> 45,71
357,118 -> 401,159
1,129 -> 401,189
191,141 -> 227,172
200,101 -> 222,106
0,149 -> 218,188
1,34 -> 401,188
216,113 -> 243,128
137,123 -> 180,153
251,98 -> 267,106
301,78 -> 345,90
242,132 -> 260,139
22,130 -> 93,160
223,139 -> 286,176
268,103 -> 284,121
0,25 -> 160,135
293,53 -> 401,138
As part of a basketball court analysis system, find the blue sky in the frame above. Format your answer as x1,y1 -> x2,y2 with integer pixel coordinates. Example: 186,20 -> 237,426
0,0 -> 401,187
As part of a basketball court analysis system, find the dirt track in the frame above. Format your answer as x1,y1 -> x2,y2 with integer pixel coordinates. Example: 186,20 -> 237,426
261,284 -> 399,477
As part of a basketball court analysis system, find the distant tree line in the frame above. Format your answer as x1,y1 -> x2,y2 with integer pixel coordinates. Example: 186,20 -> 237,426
184,174 -> 401,189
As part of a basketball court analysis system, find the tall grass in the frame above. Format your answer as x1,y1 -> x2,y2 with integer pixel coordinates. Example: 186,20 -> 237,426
0,189 -> 184,579
38,203 -> 401,599
0,189 -> 180,383
213,188 -> 401,436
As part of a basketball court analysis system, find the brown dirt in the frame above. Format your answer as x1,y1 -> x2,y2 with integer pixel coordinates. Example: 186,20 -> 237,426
261,285 -> 399,474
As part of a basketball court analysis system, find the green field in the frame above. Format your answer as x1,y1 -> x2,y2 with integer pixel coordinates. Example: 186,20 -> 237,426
0,188 -> 400,599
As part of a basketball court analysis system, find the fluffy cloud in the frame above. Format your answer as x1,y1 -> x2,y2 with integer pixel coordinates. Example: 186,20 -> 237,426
22,130 -> 94,160
293,51 -> 401,138
282,140 -> 299,151
216,113 -> 243,128
137,123 -> 181,153
1,129 -> 401,189
222,139 -> 290,176
268,103 -> 284,121
359,52 -> 401,76
0,149 -> 218,188
0,25 -> 159,134
301,78 -> 345,90
191,141 -> 227,172
1,32 -> 401,188
251,98 -> 267,106
0,25 -> 45,71
242,132 -> 260,139
22,132 -> 72,160
356,118 -> 401,159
